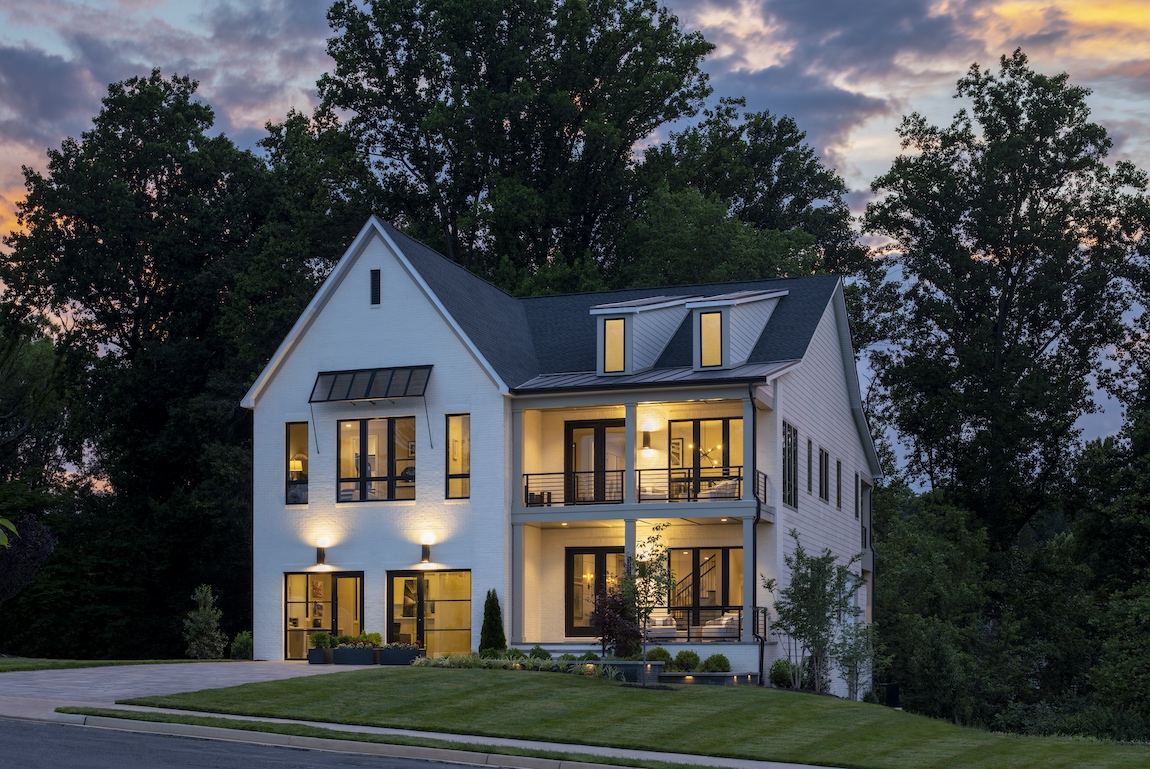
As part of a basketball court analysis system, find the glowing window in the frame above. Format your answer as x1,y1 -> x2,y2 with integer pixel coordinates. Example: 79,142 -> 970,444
700,312 -> 722,367
604,318 -> 625,373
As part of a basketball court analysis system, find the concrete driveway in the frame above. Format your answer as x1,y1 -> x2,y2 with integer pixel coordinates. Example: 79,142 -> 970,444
0,661 -> 367,720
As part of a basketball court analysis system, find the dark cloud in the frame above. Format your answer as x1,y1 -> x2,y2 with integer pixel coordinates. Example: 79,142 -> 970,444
0,44 -> 101,150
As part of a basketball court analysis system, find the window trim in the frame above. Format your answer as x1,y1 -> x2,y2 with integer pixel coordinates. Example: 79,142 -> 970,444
285,422 -> 309,506
445,413 -> 470,500
337,417 -> 416,503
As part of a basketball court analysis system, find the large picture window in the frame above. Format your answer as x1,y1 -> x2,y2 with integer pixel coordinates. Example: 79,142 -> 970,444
286,422 -> 308,505
668,417 -> 742,501
338,417 -> 416,502
446,413 -> 470,499
782,422 -> 798,508
669,547 -> 744,641
284,571 -> 362,660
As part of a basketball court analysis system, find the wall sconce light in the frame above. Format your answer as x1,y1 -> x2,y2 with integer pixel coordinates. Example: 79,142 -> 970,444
420,533 -> 434,563
641,430 -> 656,459
316,537 -> 329,565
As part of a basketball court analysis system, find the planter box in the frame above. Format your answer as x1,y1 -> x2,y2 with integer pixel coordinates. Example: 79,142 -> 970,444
585,660 -> 664,684
658,671 -> 759,686
307,648 -> 334,664
377,648 -> 423,666
333,647 -> 377,665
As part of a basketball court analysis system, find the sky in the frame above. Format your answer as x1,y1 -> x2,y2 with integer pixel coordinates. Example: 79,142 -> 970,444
1,0 -> 1148,439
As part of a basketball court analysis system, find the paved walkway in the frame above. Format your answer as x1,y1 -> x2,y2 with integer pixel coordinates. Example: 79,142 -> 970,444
0,662 -> 834,769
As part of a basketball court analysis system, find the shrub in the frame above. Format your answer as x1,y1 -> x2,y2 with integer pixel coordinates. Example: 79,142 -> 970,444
506,647 -> 527,660
310,631 -> 333,649
479,647 -> 502,659
591,587 -> 641,658
700,653 -> 731,673
479,589 -> 507,654
229,631 -> 253,660
578,651 -> 600,661
528,645 -> 552,660
557,653 -> 576,663
363,632 -> 383,646
645,647 -> 673,668
183,584 -> 227,659
769,658 -> 793,688
673,650 -> 700,672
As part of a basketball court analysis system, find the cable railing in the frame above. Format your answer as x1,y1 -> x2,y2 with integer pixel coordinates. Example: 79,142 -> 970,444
636,466 -> 743,502
523,470 -> 624,506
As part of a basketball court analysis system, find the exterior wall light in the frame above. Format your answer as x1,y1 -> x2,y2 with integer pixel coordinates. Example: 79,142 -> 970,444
421,533 -> 434,563
316,537 -> 330,565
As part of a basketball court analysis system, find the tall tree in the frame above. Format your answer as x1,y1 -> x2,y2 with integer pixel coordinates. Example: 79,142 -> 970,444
865,50 -> 1150,544
319,0 -> 713,290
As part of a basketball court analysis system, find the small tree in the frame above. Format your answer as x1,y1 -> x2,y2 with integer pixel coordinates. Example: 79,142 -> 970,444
622,522 -> 675,661
763,529 -> 863,694
833,619 -> 876,701
479,588 -> 507,654
183,584 -> 226,659
590,586 -> 641,658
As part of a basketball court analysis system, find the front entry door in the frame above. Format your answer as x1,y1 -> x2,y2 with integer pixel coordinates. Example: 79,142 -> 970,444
388,570 -> 471,657
565,419 -> 625,503
284,571 -> 363,659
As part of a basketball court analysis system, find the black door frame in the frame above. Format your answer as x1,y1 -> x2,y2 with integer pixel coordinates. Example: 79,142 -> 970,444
387,569 -> 473,650
283,570 -> 364,660
565,419 -> 625,503
564,547 -> 625,637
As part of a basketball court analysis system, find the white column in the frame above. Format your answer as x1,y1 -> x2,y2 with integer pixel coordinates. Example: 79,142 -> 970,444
624,402 -> 637,504
624,518 -> 637,564
511,522 -> 524,644
742,515 -> 756,642
511,409 -> 523,508
743,394 -> 755,501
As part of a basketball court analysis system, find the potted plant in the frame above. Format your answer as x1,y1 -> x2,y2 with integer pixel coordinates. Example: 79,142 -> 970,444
307,632 -> 333,664
377,641 -> 423,665
332,636 -> 377,665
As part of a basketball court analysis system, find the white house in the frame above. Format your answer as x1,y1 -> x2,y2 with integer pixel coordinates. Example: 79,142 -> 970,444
241,216 -> 881,681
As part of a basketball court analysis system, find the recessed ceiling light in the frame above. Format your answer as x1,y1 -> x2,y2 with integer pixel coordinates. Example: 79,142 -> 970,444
720,518 -> 727,522
561,522 -> 568,526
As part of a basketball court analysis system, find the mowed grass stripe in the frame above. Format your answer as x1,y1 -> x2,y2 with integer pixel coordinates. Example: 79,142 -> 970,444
121,667 -> 1150,769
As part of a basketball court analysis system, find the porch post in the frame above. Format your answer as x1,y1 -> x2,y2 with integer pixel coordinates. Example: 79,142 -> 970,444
624,402 -> 637,504
742,394 -> 755,501
511,522 -> 524,644
742,515 -> 756,642
624,518 -> 637,565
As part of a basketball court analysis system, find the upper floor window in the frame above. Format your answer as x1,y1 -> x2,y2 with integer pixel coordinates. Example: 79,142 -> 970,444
855,473 -> 861,519
699,311 -> 723,367
836,460 -> 842,509
604,318 -> 625,373
807,439 -> 813,494
819,448 -> 830,502
338,417 -> 415,502
370,269 -> 381,304
782,422 -> 798,508
286,422 -> 308,505
446,414 -> 470,499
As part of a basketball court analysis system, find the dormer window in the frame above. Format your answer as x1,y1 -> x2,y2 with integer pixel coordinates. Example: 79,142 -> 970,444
603,318 -> 626,373
699,311 -> 723,368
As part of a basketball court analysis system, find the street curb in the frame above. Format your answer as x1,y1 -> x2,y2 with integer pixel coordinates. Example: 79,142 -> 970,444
59,713 -> 649,769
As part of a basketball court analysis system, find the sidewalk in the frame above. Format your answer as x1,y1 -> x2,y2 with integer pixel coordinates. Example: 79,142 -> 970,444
0,662 -> 835,769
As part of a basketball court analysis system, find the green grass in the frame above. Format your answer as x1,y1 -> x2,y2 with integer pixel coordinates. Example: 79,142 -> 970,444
57,707 -> 702,769
121,667 -> 1150,769
0,657 -> 217,672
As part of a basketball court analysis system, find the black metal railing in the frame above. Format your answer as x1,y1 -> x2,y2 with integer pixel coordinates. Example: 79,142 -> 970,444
754,470 -> 768,502
643,608 -> 743,643
523,470 -> 624,506
635,467 -> 743,502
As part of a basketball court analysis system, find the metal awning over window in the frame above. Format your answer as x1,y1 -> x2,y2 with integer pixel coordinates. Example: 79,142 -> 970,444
309,366 -> 432,403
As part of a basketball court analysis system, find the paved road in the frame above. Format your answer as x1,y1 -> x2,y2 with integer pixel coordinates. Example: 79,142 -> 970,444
1,717 -> 450,769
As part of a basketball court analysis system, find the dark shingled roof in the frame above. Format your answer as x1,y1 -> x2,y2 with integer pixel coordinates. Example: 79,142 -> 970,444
383,224 -> 840,391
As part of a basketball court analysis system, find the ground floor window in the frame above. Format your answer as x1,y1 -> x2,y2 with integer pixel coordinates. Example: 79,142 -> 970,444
667,547 -> 743,641
565,547 -> 626,637
388,570 -> 471,657
284,571 -> 363,660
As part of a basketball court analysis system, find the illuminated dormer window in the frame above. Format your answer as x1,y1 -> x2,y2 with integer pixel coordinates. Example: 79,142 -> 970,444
700,311 -> 723,368
604,318 -> 626,373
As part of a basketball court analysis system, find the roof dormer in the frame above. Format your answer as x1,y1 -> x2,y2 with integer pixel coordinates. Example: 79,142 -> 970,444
590,295 -> 693,375
686,290 -> 788,370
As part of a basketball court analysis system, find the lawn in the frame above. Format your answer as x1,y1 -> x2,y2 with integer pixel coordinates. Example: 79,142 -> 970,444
0,657 -> 212,672
121,667 -> 1150,769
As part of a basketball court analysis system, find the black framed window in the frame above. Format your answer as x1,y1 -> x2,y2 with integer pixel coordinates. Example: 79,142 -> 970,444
338,417 -> 416,502
370,269 -> 381,304
603,318 -> 625,373
446,413 -> 470,499
284,571 -> 363,660
807,439 -> 813,494
699,311 -> 723,367
836,460 -> 842,508
855,473 -> 861,519
668,417 -> 743,500
565,547 -> 626,636
782,421 -> 798,508
286,422 -> 308,505
819,448 -> 830,501
669,547 -> 744,629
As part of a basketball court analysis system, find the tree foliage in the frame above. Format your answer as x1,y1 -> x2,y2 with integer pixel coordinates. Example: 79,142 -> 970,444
763,529 -> 864,694
865,49 -> 1150,544
183,583 -> 227,659
479,588 -> 507,653
320,0 -> 713,289
621,522 -> 674,660
0,515 -> 56,607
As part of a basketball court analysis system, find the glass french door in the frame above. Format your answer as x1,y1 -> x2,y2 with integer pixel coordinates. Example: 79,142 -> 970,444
565,419 -> 625,503
284,571 -> 363,659
669,418 -> 743,500
388,570 -> 471,657
565,547 -> 626,636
